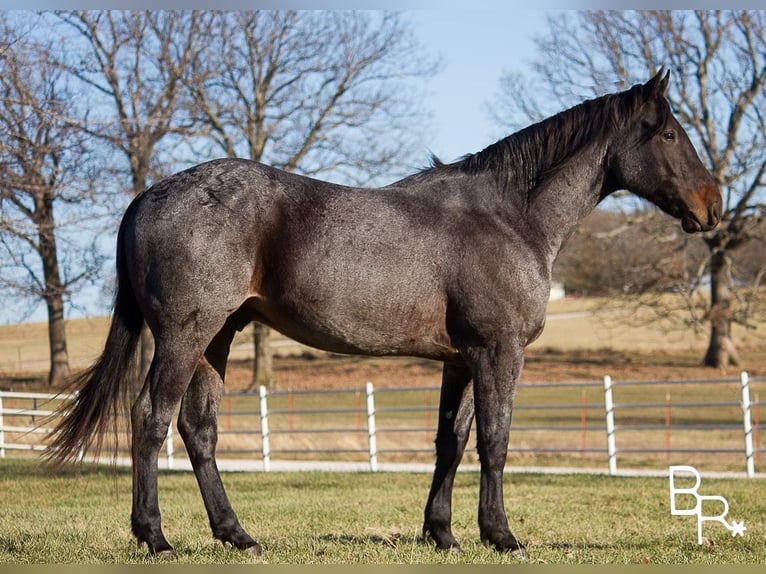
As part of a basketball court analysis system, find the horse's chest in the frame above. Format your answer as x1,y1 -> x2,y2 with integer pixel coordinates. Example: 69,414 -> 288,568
451,254 -> 550,346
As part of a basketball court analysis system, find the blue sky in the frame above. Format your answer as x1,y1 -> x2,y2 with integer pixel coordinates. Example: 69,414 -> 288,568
408,9 -> 546,163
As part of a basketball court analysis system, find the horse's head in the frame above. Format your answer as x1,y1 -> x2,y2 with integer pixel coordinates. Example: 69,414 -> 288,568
608,70 -> 722,233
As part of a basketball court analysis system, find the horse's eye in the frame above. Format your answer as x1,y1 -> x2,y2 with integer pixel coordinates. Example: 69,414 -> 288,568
662,131 -> 675,142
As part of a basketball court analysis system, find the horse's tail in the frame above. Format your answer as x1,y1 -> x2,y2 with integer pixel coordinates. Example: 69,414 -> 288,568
47,214 -> 144,466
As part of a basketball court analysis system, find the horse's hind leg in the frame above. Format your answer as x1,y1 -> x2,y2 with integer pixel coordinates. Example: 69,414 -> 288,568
177,321 -> 261,554
423,361 -> 474,552
131,337 -> 204,557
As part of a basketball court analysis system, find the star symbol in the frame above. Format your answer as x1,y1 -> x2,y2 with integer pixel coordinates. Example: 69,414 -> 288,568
728,520 -> 747,537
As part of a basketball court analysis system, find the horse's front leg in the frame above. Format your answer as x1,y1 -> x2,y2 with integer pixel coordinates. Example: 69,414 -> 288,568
423,361 -> 474,552
470,338 -> 527,557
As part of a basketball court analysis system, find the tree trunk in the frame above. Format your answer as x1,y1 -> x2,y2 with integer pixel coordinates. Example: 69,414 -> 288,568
37,195 -> 71,386
251,322 -> 274,389
46,292 -> 70,386
703,249 -> 741,368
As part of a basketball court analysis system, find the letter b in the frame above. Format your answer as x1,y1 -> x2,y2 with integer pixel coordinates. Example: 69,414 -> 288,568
669,465 -> 701,516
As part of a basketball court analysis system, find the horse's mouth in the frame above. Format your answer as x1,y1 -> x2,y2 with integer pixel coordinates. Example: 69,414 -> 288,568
682,213 -> 719,234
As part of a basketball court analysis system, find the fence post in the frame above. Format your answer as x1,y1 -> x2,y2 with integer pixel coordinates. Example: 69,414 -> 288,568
740,371 -> 755,478
165,422 -> 174,470
0,394 -> 5,458
259,385 -> 271,472
603,375 -> 617,475
366,382 -> 378,472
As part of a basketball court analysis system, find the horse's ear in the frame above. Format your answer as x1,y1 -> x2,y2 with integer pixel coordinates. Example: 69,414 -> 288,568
644,68 -> 670,100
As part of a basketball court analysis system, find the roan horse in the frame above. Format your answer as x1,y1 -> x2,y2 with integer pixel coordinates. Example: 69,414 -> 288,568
50,71 -> 721,558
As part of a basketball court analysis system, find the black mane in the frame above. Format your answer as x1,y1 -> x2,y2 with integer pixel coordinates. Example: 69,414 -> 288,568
428,81 -> 669,199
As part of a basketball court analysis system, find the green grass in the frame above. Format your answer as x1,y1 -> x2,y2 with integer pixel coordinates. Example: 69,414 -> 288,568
0,458 -> 763,564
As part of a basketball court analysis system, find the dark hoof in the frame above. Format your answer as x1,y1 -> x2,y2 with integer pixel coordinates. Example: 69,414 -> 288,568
219,536 -> 263,556
423,526 -> 461,553
482,535 -> 527,557
137,537 -> 176,560
219,534 -> 262,556
431,539 -> 462,554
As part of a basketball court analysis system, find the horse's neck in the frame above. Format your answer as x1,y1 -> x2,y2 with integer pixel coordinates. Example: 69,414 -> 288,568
526,145 -> 611,265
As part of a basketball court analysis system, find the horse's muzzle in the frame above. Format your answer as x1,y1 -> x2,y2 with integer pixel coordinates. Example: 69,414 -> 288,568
684,185 -> 722,233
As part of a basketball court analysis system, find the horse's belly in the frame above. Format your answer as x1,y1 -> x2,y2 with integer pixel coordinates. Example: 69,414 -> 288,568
247,288 -> 457,360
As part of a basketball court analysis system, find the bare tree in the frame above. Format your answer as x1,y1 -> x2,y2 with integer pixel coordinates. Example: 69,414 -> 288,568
0,14 -> 102,384
494,11 -> 766,367
184,11 -> 438,388
52,10 -> 205,381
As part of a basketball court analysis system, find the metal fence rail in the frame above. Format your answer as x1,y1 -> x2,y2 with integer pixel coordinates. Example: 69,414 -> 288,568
1,372 -> 763,477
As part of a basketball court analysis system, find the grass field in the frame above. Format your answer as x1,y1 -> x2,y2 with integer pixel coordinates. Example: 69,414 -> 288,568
0,458 -> 763,564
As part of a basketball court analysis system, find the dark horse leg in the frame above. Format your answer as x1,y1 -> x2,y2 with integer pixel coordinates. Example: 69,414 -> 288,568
423,361 -> 474,552
470,339 -> 526,556
177,320 -> 261,554
131,335 -> 204,557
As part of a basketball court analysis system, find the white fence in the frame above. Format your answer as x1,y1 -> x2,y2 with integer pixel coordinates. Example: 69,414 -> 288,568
1,372 -> 763,477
